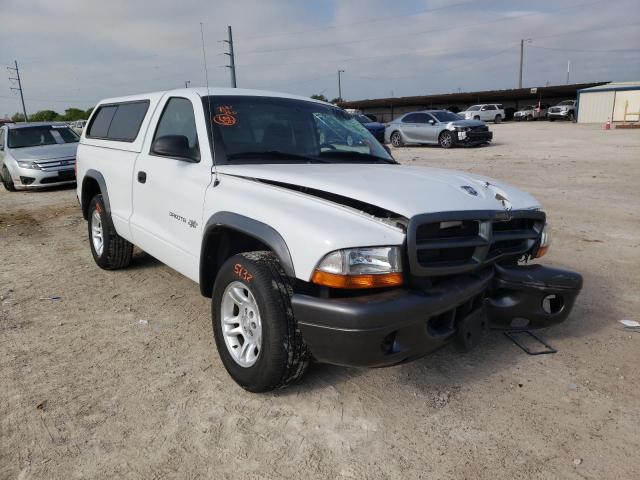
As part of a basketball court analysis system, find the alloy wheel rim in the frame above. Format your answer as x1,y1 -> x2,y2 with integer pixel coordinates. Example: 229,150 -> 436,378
91,209 -> 104,256
391,133 -> 400,146
221,281 -> 262,368
441,133 -> 452,147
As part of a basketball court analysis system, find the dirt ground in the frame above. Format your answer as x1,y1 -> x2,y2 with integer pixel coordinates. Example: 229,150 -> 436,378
1,122 -> 639,480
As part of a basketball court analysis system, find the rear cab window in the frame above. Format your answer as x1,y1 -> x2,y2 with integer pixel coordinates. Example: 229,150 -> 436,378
87,101 -> 150,142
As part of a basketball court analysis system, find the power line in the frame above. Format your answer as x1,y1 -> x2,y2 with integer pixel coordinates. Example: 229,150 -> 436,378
222,25 -> 237,88
7,61 -> 27,120
235,0 -> 620,56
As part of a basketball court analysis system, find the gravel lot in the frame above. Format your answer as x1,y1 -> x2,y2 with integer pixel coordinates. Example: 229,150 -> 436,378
1,122 -> 639,479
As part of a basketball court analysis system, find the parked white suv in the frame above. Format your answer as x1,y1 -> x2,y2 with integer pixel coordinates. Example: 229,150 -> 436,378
76,88 -> 582,391
461,104 -> 505,123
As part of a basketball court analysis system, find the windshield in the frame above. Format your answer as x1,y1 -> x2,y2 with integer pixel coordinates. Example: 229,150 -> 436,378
203,96 -> 393,164
465,105 -> 480,112
558,100 -> 574,106
8,125 -> 79,148
431,111 -> 463,122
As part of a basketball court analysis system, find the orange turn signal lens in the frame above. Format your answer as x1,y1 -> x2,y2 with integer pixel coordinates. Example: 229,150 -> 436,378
311,270 -> 404,289
534,245 -> 549,258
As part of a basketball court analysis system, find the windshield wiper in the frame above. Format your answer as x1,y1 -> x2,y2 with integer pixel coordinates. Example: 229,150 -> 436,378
318,150 -> 396,164
226,151 -> 329,163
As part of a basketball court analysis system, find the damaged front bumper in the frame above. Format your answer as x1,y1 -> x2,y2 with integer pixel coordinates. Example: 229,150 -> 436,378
292,263 -> 582,367
454,129 -> 493,145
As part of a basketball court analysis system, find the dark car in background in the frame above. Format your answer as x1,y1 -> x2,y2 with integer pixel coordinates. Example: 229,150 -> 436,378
352,114 -> 386,142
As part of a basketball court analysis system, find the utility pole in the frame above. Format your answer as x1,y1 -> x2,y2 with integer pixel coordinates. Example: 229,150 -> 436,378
223,26 -> 237,88
7,60 -> 27,121
518,39 -> 531,89
338,69 -> 345,101
566,60 -> 571,85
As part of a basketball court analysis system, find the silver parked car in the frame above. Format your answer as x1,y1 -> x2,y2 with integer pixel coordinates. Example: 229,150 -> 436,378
384,110 -> 493,148
0,122 -> 79,191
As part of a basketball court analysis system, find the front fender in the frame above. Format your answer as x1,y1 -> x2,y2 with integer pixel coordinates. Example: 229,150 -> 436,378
202,175 -> 406,282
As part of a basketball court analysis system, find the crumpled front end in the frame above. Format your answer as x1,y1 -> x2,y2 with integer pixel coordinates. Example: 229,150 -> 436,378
293,208 -> 582,367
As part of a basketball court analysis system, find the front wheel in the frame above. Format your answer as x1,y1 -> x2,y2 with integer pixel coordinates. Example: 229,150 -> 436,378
87,194 -> 133,269
569,112 -> 575,122
211,251 -> 309,392
390,131 -> 403,147
439,130 -> 455,149
1,165 -> 16,192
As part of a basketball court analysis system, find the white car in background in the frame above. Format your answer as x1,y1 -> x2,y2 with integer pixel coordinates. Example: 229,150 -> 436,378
461,104 -> 505,123
71,119 -> 88,134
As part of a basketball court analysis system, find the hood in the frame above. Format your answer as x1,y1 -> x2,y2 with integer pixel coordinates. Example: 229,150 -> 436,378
448,119 -> 486,128
219,163 -> 541,218
9,143 -> 78,162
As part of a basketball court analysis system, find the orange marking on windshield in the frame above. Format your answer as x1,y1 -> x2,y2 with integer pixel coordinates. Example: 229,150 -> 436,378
213,105 -> 237,126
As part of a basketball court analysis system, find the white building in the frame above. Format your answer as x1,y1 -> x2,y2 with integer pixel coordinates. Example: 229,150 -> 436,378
577,82 -> 640,123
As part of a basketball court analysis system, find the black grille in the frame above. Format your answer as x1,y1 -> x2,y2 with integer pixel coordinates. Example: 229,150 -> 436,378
40,170 -> 75,184
407,210 -> 545,277
470,125 -> 489,132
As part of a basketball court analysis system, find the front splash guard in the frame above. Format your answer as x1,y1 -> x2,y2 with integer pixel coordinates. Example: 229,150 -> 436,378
485,264 -> 583,329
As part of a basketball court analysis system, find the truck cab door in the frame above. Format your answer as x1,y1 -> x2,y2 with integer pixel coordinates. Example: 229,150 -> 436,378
130,94 -> 213,282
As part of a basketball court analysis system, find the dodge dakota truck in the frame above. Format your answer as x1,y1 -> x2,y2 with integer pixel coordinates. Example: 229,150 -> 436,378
76,88 -> 582,392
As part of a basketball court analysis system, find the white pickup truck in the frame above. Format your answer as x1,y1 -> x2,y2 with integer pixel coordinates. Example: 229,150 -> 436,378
76,88 -> 582,391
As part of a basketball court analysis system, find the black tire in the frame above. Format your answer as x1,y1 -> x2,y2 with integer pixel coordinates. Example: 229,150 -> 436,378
390,131 -> 403,147
526,115 -> 533,121
569,112 -> 575,122
474,115 -> 480,121
87,194 -> 133,270
438,130 -> 455,149
549,118 -> 555,122
1,165 -> 16,192
494,114 -> 502,124
211,251 -> 309,392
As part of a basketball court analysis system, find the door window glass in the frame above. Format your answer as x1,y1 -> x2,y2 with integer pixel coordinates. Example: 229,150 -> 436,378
153,97 -> 200,157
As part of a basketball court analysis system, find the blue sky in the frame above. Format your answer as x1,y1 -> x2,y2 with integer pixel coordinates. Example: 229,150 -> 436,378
0,0 -> 638,116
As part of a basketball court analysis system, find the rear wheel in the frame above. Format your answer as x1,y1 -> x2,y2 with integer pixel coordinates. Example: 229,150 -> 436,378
211,251 -> 309,392
494,114 -> 502,123
438,130 -> 455,149
87,194 -> 133,270
1,165 -> 16,192
390,131 -> 403,147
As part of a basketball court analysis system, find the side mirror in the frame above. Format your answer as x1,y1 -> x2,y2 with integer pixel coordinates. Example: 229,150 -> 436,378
151,135 -> 199,162
428,119 -> 436,125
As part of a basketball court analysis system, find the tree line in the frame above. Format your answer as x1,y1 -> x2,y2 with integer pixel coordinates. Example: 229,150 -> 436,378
310,94 -> 343,104
10,107 -> 94,123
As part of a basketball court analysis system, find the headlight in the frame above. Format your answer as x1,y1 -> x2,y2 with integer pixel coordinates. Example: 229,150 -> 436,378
17,161 -> 41,170
534,223 -> 551,258
311,246 -> 403,289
